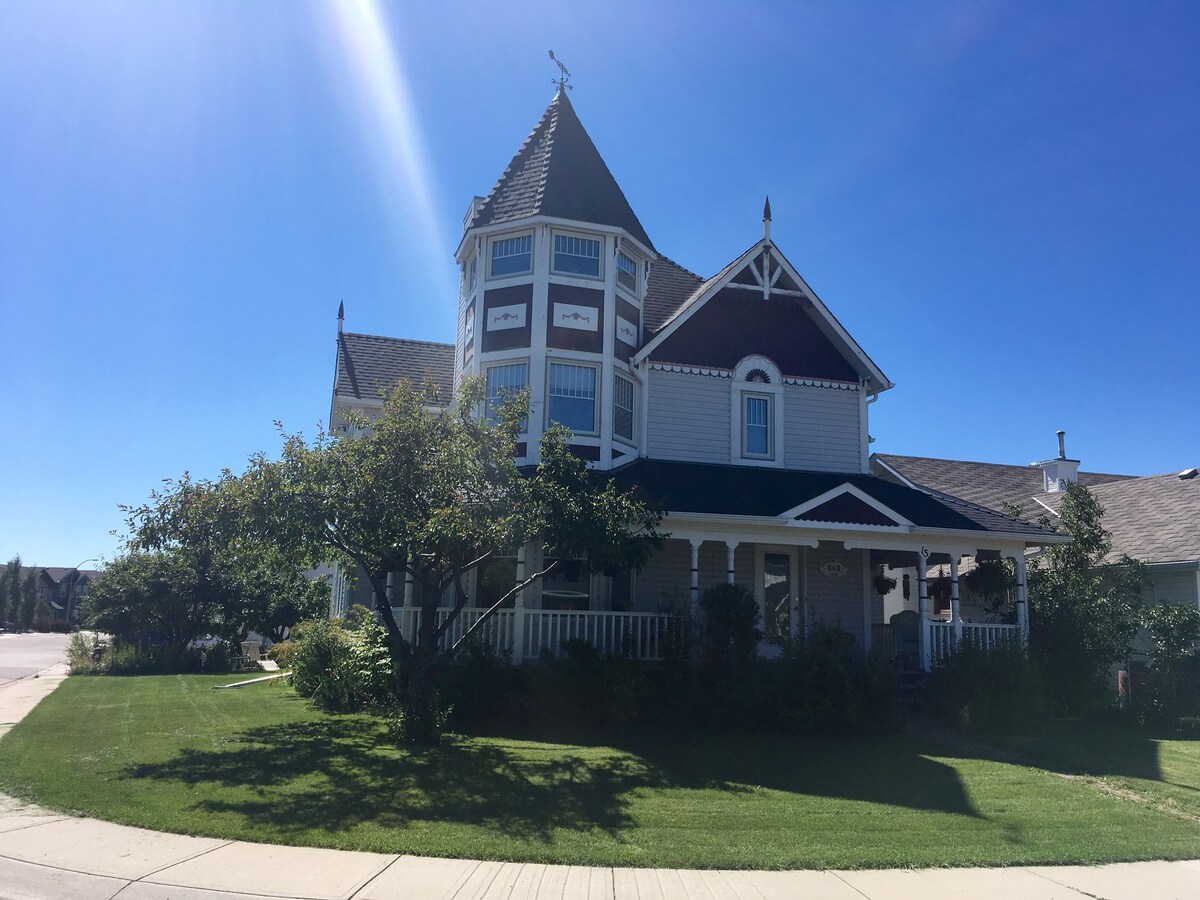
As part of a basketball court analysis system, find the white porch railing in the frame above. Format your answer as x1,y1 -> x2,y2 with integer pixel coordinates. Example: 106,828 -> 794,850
397,607 -> 517,657
928,621 -> 1018,665
395,607 -> 671,662
524,609 -> 669,661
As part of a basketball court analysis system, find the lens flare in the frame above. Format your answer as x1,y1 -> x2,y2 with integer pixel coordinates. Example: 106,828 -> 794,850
322,0 -> 452,300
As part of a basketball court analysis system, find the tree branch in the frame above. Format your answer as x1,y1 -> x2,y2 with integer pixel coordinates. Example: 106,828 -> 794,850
446,561 -> 557,659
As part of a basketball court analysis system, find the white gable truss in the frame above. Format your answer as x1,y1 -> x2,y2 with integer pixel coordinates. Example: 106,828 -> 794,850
781,483 -> 914,530
634,239 -> 894,394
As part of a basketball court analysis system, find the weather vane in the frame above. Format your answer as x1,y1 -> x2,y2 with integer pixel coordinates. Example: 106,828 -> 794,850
548,50 -> 572,91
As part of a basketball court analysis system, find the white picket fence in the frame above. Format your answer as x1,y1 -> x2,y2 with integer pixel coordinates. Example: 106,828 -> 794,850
396,607 -> 672,662
928,621 -> 1018,665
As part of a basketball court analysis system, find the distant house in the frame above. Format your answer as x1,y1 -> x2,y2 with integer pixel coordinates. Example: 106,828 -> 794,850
15,566 -> 101,626
871,442 -> 1200,630
326,88 -> 1066,671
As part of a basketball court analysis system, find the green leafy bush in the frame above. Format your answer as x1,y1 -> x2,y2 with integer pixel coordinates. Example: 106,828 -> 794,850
66,632 -> 102,674
697,584 -> 760,685
289,616 -> 399,712
266,639 -> 298,669
927,642 -> 1047,734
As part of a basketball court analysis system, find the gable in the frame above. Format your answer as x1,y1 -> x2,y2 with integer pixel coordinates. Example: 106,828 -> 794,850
649,285 -> 860,381
795,493 -> 901,526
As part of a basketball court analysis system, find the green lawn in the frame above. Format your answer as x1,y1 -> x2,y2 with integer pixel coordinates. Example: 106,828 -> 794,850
0,676 -> 1197,869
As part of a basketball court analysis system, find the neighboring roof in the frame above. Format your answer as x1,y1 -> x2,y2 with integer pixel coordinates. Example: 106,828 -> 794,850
609,459 -> 1061,540
470,90 -> 654,251
334,332 -> 455,403
643,256 -> 704,332
1038,471 -> 1200,566
20,567 -> 101,584
872,453 -> 1134,522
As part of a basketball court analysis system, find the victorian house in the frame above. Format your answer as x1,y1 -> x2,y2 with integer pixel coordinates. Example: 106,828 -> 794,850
329,89 -> 1065,671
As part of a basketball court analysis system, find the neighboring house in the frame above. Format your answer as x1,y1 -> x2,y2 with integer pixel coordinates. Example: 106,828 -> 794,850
328,88 -> 1066,671
871,444 -> 1200,629
16,566 -> 100,625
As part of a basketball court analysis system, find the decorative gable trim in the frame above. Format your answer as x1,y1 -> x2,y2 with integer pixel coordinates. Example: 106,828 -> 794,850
782,483 -> 913,528
782,376 -> 860,391
633,239 -> 893,393
647,362 -> 733,379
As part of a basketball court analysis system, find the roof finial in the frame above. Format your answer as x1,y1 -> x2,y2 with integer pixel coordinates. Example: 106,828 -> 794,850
337,300 -> 344,334
548,50 -> 572,92
763,195 -> 772,242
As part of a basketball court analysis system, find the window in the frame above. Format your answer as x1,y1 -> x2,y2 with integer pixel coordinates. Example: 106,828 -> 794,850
547,362 -> 597,434
542,556 -> 591,610
552,233 -> 601,277
743,394 -> 772,458
485,362 -> 528,424
490,234 -> 532,278
468,255 -> 477,294
613,374 -> 635,443
617,251 -> 637,291
763,552 -> 791,643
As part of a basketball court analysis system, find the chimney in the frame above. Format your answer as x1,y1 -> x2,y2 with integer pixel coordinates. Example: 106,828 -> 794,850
1033,430 -> 1080,493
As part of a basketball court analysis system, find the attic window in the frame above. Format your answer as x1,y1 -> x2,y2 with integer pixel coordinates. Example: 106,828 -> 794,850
745,368 -> 771,384
553,233 -> 601,277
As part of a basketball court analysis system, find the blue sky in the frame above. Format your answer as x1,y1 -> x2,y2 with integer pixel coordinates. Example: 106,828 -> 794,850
3,1 -> 1198,568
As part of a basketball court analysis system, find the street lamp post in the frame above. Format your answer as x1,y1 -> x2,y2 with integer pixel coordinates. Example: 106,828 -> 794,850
64,557 -> 100,632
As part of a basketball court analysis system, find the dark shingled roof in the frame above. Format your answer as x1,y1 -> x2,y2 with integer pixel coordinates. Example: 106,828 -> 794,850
470,90 -> 654,251
610,459 -> 1060,540
1038,471 -> 1200,566
334,332 -> 455,403
872,454 -> 1134,522
643,255 -> 705,332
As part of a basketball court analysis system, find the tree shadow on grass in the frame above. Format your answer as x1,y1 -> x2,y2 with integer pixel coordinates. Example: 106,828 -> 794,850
125,717 -> 656,842
124,716 -> 985,846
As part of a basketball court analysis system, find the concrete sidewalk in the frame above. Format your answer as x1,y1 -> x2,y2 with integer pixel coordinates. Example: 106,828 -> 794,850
1,665 -> 1198,900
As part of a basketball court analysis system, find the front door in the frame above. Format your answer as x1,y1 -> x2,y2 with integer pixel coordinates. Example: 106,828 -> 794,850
755,546 -> 801,653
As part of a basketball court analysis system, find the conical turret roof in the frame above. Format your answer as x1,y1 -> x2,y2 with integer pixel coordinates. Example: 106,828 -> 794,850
470,90 -> 654,251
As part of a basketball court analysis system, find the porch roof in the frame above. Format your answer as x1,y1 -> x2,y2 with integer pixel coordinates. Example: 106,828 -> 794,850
609,459 -> 1061,540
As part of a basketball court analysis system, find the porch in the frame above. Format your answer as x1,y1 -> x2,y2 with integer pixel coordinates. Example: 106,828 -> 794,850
388,534 -> 1027,670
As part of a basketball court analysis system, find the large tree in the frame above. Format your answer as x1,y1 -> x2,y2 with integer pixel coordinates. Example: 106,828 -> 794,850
243,377 -> 662,735
1028,483 -> 1145,713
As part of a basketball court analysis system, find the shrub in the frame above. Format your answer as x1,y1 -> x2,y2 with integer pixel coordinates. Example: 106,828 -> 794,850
200,641 -> 232,673
442,632 -> 521,727
697,583 -> 760,685
290,616 -> 399,712
266,639 -> 298,669
290,618 -> 356,710
66,632 -> 102,674
927,642 -> 1047,734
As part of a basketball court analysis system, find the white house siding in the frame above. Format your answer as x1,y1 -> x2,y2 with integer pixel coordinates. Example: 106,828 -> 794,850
783,384 -> 862,473
646,370 -> 730,464
635,538 -> 692,611
633,538 -> 758,613
1149,567 -> 1200,608
804,542 -> 866,649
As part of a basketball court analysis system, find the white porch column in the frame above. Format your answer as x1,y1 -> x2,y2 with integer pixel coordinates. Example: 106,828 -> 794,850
386,571 -> 396,606
950,557 -> 962,647
1014,552 -> 1030,649
689,539 -> 702,615
403,557 -> 414,606
512,545 -> 528,662
917,551 -> 931,671
725,541 -> 737,585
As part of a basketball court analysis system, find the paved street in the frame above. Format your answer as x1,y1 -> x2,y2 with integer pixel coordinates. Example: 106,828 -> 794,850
0,632 -> 69,686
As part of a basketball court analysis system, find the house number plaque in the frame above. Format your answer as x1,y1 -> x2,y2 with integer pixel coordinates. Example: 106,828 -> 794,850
819,560 -> 848,578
